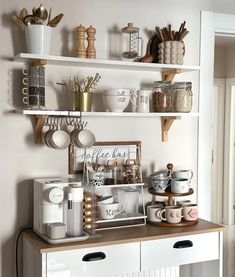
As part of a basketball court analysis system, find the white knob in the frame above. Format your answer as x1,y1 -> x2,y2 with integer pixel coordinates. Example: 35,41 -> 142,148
48,187 -> 64,204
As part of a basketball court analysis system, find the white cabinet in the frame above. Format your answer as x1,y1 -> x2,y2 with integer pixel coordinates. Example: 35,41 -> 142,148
23,221 -> 223,277
141,232 -> 219,271
46,242 -> 139,277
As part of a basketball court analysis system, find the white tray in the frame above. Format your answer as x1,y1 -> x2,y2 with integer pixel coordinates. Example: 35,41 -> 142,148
35,230 -> 89,244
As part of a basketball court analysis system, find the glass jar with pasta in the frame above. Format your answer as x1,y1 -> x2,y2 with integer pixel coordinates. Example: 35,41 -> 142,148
172,82 -> 192,112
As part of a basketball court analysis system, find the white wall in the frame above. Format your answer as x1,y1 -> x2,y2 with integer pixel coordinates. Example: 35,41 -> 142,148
1,0 -> 235,276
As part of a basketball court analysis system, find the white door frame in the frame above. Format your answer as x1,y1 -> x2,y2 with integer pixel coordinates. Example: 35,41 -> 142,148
200,11 -> 235,224
212,79 -> 225,223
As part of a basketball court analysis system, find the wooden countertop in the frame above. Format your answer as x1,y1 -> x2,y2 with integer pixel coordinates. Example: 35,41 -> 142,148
24,218 -> 224,254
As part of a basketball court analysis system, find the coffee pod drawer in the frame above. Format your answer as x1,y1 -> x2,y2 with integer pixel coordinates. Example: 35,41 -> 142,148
141,232 -> 219,271
47,242 -> 140,277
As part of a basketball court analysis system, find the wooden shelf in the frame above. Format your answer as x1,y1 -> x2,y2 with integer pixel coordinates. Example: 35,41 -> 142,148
148,187 -> 194,206
13,53 -> 200,72
148,219 -> 198,227
23,219 -> 224,253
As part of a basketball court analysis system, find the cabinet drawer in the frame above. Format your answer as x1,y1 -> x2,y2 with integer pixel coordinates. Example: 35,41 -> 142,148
141,232 -> 219,271
47,242 -> 139,277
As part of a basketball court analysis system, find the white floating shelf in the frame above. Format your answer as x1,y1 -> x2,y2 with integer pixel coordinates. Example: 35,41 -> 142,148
13,53 -> 200,72
16,110 -> 200,118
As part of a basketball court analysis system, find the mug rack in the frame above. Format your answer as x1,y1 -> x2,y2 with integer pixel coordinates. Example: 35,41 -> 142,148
148,187 -> 194,206
148,187 -> 197,227
32,113 -> 182,144
34,113 -> 84,144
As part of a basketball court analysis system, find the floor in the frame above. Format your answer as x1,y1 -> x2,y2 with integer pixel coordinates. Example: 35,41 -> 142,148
223,225 -> 235,277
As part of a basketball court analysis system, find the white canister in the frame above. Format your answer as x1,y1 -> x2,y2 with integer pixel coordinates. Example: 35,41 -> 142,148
25,25 -> 53,55
130,90 -> 151,112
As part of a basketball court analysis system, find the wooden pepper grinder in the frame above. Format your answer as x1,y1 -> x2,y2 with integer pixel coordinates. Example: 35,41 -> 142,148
86,25 -> 96,59
75,24 -> 87,58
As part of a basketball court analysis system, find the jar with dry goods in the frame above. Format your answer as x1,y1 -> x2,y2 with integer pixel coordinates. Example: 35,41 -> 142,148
152,81 -> 172,112
104,160 -> 123,185
123,159 -> 142,184
172,82 -> 193,112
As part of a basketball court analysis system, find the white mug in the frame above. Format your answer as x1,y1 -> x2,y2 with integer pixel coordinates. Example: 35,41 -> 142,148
130,90 -> 151,113
160,206 -> 182,224
147,204 -> 164,223
98,202 -> 124,220
183,204 -> 198,221
171,178 -> 191,193
173,169 -> 193,180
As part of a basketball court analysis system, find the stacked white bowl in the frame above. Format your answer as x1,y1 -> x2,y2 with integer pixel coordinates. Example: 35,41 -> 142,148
103,89 -> 130,112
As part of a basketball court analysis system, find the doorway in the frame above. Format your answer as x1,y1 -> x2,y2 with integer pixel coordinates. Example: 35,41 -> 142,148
213,35 -> 235,225
200,11 -> 235,277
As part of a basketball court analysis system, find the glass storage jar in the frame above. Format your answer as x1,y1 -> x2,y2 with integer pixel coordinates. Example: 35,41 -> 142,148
104,160 -> 123,185
152,81 -> 172,112
172,82 -> 193,112
123,164 -> 142,184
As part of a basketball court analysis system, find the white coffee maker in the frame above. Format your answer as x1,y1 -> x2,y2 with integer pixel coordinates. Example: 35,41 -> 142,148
33,178 -> 81,236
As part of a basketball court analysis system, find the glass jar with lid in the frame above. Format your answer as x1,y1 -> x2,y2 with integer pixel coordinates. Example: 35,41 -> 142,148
172,82 -> 193,112
123,159 -> 142,184
152,81 -> 172,112
104,160 -> 123,185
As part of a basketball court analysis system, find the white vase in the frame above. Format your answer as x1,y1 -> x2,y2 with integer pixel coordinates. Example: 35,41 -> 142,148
25,25 -> 52,55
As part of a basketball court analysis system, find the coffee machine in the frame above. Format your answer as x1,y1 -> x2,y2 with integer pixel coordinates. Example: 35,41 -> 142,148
33,178 -> 81,236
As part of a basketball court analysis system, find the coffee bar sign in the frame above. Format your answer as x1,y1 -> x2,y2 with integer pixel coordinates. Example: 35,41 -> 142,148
69,141 -> 141,174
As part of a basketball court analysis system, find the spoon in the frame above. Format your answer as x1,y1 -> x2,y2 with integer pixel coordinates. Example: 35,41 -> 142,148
33,4 -> 48,22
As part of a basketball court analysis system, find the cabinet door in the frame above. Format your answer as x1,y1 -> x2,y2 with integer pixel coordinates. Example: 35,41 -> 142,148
47,242 -> 140,277
141,232 -> 219,271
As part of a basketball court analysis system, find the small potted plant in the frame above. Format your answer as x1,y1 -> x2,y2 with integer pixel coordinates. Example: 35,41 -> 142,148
12,4 -> 63,55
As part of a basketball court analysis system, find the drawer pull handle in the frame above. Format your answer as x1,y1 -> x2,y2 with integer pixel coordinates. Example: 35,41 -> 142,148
173,240 -> 193,249
82,252 -> 106,262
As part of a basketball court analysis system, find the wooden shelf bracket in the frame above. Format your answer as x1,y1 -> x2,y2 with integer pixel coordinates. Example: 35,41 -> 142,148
162,69 -> 182,82
34,115 -> 48,144
161,116 -> 181,142
30,59 -> 48,67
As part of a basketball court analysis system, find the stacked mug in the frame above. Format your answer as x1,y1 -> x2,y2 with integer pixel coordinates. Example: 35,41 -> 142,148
22,65 -> 45,109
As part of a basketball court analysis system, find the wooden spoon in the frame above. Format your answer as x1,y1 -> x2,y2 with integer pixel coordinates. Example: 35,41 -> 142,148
48,13 -> 63,27
11,15 -> 25,30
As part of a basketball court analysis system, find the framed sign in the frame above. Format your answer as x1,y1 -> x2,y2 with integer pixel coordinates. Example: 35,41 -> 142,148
69,141 -> 141,174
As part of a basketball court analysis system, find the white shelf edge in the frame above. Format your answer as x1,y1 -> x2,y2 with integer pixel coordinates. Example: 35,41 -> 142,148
94,183 -> 145,188
95,213 -> 147,224
14,110 -> 200,117
13,53 -> 200,72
